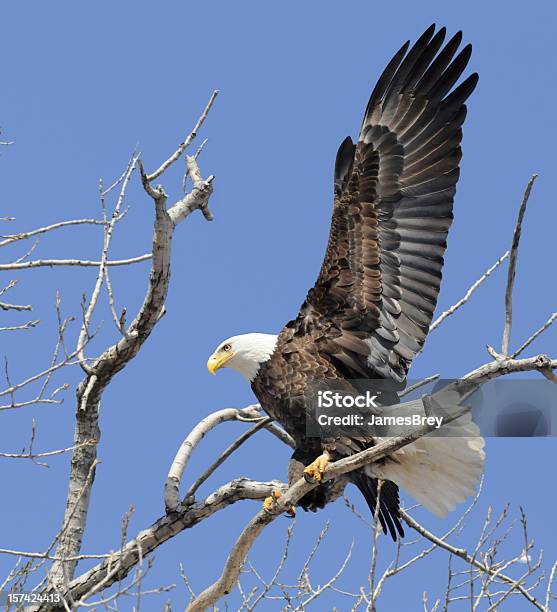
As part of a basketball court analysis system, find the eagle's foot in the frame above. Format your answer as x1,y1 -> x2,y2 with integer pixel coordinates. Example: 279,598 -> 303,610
262,490 -> 295,516
303,452 -> 330,483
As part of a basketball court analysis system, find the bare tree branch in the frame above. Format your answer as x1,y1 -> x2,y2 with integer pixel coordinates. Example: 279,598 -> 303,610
0,319 -> 40,332
0,350 -> 83,404
76,154 -> 138,372
399,374 -> 440,398
48,137 -> 217,587
0,300 -> 32,311
501,174 -> 538,355
0,440 -> 95,464
369,480 -> 484,604
399,509 -> 545,611
167,156 -> 215,224
0,219 -> 107,248
430,251 -> 509,332
37,396 -> 475,609
186,405 -> 473,611
0,254 -> 151,271
512,311 -> 557,358
165,405 -> 262,512
0,549 -> 112,562
39,478 -> 285,609
185,417 -> 274,501
146,90 -> 219,182
546,561 -> 557,610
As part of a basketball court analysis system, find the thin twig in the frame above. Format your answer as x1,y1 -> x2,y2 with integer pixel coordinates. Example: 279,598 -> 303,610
0,440 -> 96,463
0,549 -> 112,561
0,254 -> 151,271
545,561 -> 557,610
0,320 -> 40,332
49,135 -> 216,587
400,509 -> 545,611
512,312 -> 557,358
430,251 -> 510,332
0,300 -> 32,311
76,155 -> 138,371
399,374 -> 440,398
185,417 -> 273,500
501,174 -> 538,355
146,90 -> 219,182
0,219 -> 107,247
0,352 -> 82,401
165,405 -> 262,511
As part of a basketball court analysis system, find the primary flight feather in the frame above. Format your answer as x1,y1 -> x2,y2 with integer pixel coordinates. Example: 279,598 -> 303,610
207,24 -> 485,540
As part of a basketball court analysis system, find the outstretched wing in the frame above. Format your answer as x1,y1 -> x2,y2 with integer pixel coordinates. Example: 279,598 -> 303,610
290,24 -> 478,381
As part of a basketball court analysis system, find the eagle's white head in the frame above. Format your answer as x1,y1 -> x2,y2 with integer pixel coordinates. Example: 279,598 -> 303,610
207,333 -> 278,382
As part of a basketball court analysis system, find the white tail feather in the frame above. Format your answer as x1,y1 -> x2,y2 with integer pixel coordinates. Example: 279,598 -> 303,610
366,416 -> 485,517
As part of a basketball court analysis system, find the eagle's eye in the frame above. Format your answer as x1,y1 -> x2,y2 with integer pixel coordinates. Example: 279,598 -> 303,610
223,344 -> 232,352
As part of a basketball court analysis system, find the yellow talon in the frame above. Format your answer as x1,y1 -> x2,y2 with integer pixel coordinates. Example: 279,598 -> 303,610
262,490 -> 296,516
303,452 -> 330,483
263,490 -> 282,512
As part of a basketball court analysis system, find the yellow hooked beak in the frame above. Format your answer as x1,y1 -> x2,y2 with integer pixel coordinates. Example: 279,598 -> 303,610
207,351 -> 234,375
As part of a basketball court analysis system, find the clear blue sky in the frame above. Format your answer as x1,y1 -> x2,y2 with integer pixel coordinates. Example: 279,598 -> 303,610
1,1 -> 556,610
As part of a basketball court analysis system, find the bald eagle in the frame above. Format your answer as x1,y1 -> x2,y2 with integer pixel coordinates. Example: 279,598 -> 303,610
207,24 -> 485,540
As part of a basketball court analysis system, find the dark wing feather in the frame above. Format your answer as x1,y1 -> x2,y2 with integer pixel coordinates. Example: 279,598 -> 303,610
290,24 -> 477,381
353,473 -> 404,540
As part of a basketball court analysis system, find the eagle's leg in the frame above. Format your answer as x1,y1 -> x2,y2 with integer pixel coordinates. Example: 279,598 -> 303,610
262,490 -> 296,516
303,451 -> 330,483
